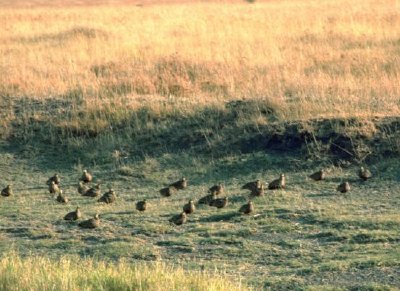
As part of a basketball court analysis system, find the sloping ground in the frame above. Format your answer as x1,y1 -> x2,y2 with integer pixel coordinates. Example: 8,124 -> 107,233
2,97 -> 400,164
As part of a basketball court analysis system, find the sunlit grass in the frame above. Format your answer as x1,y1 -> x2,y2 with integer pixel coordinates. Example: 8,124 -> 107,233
1,0 -> 399,122
0,252 -> 245,290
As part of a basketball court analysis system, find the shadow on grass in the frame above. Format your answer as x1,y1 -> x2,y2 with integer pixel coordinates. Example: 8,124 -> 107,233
198,211 -> 239,222
306,191 -> 335,198
4,94 -> 400,179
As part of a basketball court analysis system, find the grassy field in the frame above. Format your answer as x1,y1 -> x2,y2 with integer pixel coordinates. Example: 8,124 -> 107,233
0,0 -> 400,290
1,0 -> 400,123
1,142 -> 399,289
0,252 -> 245,290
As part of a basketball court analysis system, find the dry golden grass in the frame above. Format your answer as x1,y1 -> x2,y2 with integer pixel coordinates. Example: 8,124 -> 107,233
0,252 -> 245,290
1,0 -> 399,120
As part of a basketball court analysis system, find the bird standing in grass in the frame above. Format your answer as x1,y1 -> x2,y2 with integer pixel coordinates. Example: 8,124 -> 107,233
268,174 -> 286,190
239,201 -> 254,215
136,200 -> 147,211
210,197 -> 228,208
56,190 -> 69,204
78,214 -> 100,229
358,166 -> 372,181
209,183 -> 224,195
83,184 -> 101,197
98,189 -> 116,204
64,207 -> 82,221
250,184 -> 264,197
78,181 -> 89,195
49,181 -> 60,194
337,182 -> 351,193
309,170 -> 325,181
47,173 -> 61,186
169,177 -> 187,190
1,185 -> 12,197
242,180 -> 261,192
169,212 -> 187,225
80,170 -> 93,183
159,186 -> 177,197
183,200 -> 195,214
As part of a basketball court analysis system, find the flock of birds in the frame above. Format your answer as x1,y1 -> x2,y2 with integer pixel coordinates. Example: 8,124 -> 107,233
0,166 -> 373,228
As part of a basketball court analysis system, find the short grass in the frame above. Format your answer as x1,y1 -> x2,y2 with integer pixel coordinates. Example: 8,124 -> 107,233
0,143 -> 399,289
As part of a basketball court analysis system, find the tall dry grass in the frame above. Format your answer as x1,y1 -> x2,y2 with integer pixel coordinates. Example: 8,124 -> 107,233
0,0 -> 399,120
0,252 -> 245,290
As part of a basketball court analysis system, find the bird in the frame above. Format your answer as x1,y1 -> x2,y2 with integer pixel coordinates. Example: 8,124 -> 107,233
98,189 -> 116,204
250,184 -> 265,197
239,201 -> 254,215
47,173 -> 61,186
209,183 -> 224,195
159,186 -> 177,197
136,200 -> 147,211
64,207 -> 82,221
80,169 -> 93,183
83,184 -> 101,197
56,190 -> 69,204
337,181 -> 351,193
1,185 -> 12,197
183,200 -> 195,214
268,174 -> 285,190
78,181 -> 89,195
210,197 -> 228,208
198,193 -> 217,205
49,181 -> 60,194
169,212 -> 187,225
242,180 -> 262,192
78,214 -> 100,229
309,170 -> 326,181
358,166 -> 372,181
169,177 -> 187,190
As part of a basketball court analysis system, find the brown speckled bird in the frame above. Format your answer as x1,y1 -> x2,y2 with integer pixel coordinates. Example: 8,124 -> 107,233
78,181 -> 89,195
80,169 -> 93,183
159,186 -> 177,197
49,181 -> 60,194
183,200 -> 196,214
1,185 -> 12,197
242,180 -> 261,192
359,166 -> 372,181
56,190 -> 69,204
136,200 -> 147,211
209,183 -> 224,195
83,184 -> 101,197
337,181 -> 351,193
64,207 -> 82,221
98,189 -> 116,204
250,184 -> 265,197
239,201 -> 254,215
169,177 -> 187,190
309,170 -> 326,181
268,174 -> 285,190
198,193 -> 217,205
210,197 -> 228,208
47,173 -> 61,186
78,214 -> 100,229
169,212 -> 187,225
